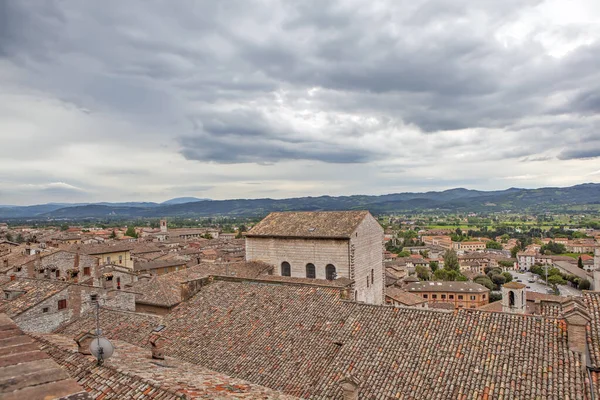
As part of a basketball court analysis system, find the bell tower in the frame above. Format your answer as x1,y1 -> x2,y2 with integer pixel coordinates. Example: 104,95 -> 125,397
160,219 -> 167,233
502,282 -> 527,314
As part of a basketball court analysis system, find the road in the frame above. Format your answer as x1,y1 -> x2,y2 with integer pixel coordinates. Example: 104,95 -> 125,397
509,271 -> 582,297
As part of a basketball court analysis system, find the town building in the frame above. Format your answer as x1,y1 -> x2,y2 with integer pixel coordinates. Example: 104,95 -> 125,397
69,243 -> 134,269
245,211 -> 384,304
404,281 -> 490,309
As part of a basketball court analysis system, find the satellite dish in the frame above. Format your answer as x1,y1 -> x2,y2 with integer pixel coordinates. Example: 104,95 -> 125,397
89,337 -> 115,362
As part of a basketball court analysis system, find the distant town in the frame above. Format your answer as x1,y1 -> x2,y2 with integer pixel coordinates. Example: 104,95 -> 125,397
1,208 -> 599,398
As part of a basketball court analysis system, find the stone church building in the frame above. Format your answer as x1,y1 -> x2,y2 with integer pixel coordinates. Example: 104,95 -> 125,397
245,210 -> 384,304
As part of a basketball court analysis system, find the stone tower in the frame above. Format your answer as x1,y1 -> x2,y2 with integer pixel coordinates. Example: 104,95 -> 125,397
160,219 -> 167,233
502,282 -> 527,314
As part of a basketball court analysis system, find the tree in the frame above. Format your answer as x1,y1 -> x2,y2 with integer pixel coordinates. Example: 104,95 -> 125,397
125,226 -> 138,238
443,249 -> 460,272
474,275 -> 494,290
577,257 -> 584,269
548,274 -> 566,286
502,272 -> 513,283
109,230 -> 117,239
60,223 -> 69,231
491,274 -> 506,287
455,227 -> 463,237
578,278 -> 591,290
429,261 -> 439,273
415,265 -> 430,281
486,240 -> 503,250
5,233 -> 13,242
510,246 -> 519,258
15,233 -> 24,243
540,241 -> 566,255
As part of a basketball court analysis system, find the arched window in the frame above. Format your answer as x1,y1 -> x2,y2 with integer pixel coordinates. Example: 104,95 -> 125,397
306,263 -> 316,279
326,264 -> 336,280
509,290 -> 515,307
281,262 -> 291,277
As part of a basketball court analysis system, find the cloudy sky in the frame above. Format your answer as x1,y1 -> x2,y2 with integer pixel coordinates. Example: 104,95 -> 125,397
1,0 -> 600,205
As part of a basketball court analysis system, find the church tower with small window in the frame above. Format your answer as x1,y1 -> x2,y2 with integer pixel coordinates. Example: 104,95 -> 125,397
502,282 -> 526,314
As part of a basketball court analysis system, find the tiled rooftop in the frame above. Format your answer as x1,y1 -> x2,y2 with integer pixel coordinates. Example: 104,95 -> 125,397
34,333 -> 296,399
0,278 -> 69,317
56,308 -> 163,348
0,313 -> 91,400
147,280 -> 589,399
246,211 -> 370,239
385,286 -> 428,306
133,261 -> 273,307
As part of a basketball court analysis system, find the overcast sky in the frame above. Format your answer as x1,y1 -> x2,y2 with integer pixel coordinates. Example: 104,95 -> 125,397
1,0 -> 600,205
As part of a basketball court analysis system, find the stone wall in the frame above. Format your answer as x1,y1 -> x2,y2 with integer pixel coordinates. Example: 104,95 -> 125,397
17,251 -> 99,282
246,237 -> 350,280
349,214 -> 384,305
14,285 -> 135,333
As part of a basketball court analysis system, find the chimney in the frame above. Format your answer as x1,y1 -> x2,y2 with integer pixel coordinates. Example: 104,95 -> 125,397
338,375 -> 361,400
74,331 -> 96,355
562,299 -> 591,354
149,333 -> 165,360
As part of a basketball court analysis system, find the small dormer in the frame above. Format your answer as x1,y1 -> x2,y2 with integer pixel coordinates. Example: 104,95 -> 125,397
562,299 -> 591,354
3,288 -> 26,300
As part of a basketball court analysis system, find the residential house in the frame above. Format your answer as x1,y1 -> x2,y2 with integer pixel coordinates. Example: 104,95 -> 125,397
404,281 -> 490,309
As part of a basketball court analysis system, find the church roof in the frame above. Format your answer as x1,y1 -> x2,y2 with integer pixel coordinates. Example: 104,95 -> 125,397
246,211 -> 372,239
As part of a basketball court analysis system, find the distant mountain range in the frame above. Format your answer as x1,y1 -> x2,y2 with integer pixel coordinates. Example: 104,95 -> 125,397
0,184 -> 599,220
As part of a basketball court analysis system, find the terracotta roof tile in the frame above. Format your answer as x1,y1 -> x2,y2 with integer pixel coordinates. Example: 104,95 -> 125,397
246,211 -> 372,239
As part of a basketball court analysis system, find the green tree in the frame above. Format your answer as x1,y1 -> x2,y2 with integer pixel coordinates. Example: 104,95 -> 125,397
429,261 -> 439,273
125,226 -> 138,238
473,275 -> 494,290
510,245 -> 519,258
443,249 -> 460,272
5,233 -> 13,242
15,233 -> 24,243
60,223 -> 69,231
486,240 -> 503,250
578,278 -> 591,290
540,241 -> 566,255
502,272 -> 513,283
548,274 -> 566,286
415,265 -> 430,281
491,274 -> 506,287
577,257 -> 584,270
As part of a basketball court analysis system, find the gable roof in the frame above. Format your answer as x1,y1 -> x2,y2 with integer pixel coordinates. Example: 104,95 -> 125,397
246,211 -> 372,239
0,314 -> 91,400
0,278 -> 69,318
145,279 -> 588,399
33,333 -> 297,399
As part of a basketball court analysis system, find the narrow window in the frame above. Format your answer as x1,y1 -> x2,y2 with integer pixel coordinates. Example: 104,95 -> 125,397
470,295 -> 476,301
281,262 -> 291,277
117,277 -> 121,289
55,270 -> 60,278
366,276 -> 369,288
106,256 -> 111,263
58,299 -> 67,310
42,307 -> 49,313
119,255 -> 123,264
449,294 -> 454,300
306,263 -> 316,279
458,295 -> 463,300
83,267 -> 90,276
325,264 -> 336,280
371,269 -> 374,285
509,291 -> 515,306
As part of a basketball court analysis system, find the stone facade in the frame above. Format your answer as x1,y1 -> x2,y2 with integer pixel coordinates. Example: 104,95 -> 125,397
246,212 -> 384,305
594,247 -> 600,291
15,251 -> 99,283
13,284 -> 135,333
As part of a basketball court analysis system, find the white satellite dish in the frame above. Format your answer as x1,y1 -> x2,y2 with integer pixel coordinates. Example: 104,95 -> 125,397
89,337 -> 115,362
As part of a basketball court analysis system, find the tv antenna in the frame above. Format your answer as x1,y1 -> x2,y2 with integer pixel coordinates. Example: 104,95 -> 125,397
90,299 -> 114,365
